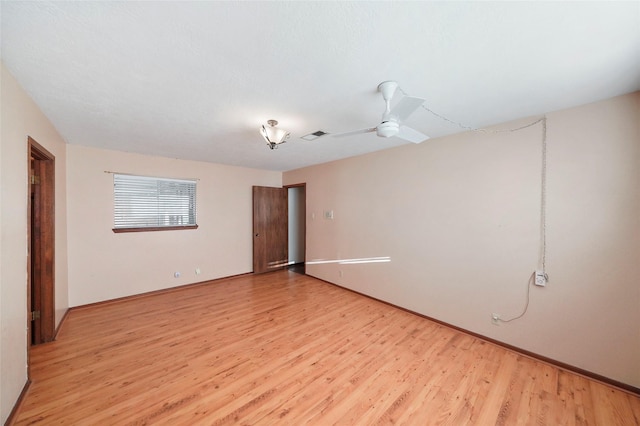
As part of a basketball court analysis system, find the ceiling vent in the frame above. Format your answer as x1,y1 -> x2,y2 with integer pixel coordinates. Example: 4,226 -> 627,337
301,130 -> 329,141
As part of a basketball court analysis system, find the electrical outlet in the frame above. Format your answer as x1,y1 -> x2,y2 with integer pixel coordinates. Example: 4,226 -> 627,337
534,270 -> 546,286
491,313 -> 500,325
174,271 -> 181,278
195,267 -> 201,275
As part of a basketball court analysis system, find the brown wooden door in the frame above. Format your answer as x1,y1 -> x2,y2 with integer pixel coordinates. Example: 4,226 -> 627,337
253,186 -> 288,274
29,138 -> 55,345
30,159 -> 43,344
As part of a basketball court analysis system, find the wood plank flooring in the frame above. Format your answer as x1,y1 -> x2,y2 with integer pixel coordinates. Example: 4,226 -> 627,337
12,270 -> 640,425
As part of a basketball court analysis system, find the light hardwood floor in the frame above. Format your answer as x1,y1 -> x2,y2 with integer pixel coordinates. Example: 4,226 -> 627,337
12,270 -> 640,425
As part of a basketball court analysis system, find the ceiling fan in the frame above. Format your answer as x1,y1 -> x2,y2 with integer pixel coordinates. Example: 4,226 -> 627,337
333,81 -> 429,144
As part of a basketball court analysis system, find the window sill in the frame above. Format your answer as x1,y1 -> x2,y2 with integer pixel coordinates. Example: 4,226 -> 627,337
112,225 -> 198,233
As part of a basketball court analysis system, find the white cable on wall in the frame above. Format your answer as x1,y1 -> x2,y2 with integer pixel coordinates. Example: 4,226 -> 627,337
400,87 -> 549,323
539,117 -> 548,273
499,116 -> 548,323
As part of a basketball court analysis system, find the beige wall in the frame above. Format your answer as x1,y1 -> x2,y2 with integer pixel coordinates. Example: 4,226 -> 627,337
0,63 -> 69,423
66,145 -> 281,306
284,93 -> 640,388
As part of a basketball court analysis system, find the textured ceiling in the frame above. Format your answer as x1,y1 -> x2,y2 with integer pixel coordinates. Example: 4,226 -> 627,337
1,1 -> 639,171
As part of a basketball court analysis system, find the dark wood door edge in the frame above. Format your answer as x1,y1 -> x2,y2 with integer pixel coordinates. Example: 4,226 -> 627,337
284,183 -> 306,189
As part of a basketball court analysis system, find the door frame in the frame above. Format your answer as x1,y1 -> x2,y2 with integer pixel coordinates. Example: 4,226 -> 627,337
285,183 -> 306,269
28,137 -> 55,351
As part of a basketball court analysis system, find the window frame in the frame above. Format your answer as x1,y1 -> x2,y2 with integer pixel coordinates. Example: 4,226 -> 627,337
112,173 -> 198,233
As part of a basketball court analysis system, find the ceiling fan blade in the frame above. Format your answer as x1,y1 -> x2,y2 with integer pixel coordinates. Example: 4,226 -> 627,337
397,126 -> 429,144
332,127 -> 377,138
390,96 -> 425,122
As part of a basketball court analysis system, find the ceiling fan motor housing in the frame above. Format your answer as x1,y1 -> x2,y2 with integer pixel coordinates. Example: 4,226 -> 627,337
377,120 -> 400,137
378,80 -> 398,101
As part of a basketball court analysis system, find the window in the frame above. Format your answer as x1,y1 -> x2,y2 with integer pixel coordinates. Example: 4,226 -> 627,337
113,174 -> 197,232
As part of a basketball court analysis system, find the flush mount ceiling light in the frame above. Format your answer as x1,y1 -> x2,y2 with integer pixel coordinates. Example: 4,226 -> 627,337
260,119 -> 290,150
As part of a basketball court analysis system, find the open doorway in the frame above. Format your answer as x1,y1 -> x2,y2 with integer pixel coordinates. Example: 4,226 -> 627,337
28,137 -> 55,348
287,184 -> 306,274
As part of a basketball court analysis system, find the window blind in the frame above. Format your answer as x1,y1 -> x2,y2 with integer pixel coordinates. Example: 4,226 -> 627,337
113,174 -> 197,230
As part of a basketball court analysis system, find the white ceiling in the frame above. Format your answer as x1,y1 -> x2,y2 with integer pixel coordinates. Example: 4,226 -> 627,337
1,1 -> 639,172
